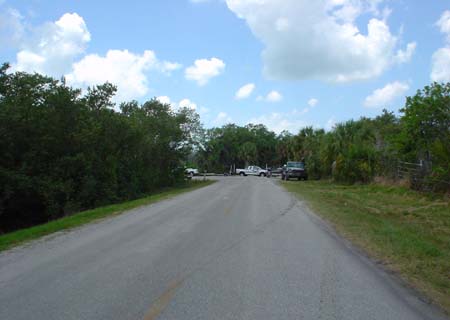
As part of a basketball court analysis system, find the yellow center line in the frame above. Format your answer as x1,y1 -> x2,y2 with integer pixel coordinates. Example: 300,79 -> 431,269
143,279 -> 183,320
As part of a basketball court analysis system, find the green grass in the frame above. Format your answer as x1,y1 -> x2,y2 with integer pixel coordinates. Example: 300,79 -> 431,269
282,180 -> 450,314
0,180 -> 215,252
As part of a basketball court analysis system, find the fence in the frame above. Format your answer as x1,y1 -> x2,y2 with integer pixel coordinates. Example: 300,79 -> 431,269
396,160 -> 450,192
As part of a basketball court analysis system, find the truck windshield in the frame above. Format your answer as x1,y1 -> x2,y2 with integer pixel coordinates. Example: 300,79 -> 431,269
287,162 -> 304,169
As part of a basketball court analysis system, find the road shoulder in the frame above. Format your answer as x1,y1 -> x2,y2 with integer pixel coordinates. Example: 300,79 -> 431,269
281,180 -> 450,317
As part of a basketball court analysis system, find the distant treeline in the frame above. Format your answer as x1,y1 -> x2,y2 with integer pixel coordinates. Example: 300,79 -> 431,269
1,64 -> 449,232
195,84 -> 450,191
0,64 -> 200,233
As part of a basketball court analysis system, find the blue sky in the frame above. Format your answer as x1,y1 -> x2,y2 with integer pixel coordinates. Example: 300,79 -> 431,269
1,0 -> 449,133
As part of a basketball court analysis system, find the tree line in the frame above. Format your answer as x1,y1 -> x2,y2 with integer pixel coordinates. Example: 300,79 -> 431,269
0,64 -> 200,233
195,83 -> 449,191
1,64 -> 449,233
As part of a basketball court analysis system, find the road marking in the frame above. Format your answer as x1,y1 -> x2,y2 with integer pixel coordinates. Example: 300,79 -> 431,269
143,279 -> 183,320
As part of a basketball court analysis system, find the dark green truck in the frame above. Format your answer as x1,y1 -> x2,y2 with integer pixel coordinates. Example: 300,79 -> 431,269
281,161 -> 308,181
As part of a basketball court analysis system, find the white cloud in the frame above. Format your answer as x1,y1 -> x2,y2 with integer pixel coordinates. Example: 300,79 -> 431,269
226,0 -> 416,83
185,57 -> 225,86
66,50 -> 172,102
214,111 -> 233,125
178,98 -> 198,110
0,7 -> 24,48
235,83 -> 255,99
156,96 -> 210,115
293,107 -> 309,115
256,90 -> 283,102
248,111 -> 308,134
198,106 -> 210,114
13,13 -> 90,76
431,48 -> 450,83
437,10 -> 450,42
160,61 -> 183,75
7,11 -> 181,102
431,11 -> 450,83
275,17 -> 290,32
394,42 -> 416,64
266,90 -> 283,102
325,117 -> 336,131
156,96 -> 171,105
308,98 -> 319,107
364,81 -> 409,108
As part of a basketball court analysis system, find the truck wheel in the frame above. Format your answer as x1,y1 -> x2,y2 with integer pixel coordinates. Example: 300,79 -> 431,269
240,172 -> 245,176
259,172 -> 265,177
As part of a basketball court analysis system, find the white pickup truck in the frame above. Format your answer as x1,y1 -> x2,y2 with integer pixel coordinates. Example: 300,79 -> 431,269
236,166 -> 268,177
185,168 -> 199,178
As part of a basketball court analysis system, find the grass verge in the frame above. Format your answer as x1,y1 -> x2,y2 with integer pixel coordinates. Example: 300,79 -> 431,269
0,180 -> 215,252
282,180 -> 450,314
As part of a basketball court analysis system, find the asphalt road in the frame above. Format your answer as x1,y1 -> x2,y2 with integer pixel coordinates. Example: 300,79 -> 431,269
0,177 -> 447,320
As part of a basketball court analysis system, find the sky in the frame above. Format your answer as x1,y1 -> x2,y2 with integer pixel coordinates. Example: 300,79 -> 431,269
1,0 -> 449,134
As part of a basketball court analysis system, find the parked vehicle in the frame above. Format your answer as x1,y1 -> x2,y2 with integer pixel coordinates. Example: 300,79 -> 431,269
281,161 -> 308,180
236,166 -> 268,177
270,167 -> 283,175
185,168 -> 199,178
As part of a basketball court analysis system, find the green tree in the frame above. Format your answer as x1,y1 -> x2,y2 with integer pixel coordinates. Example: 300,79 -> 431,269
0,65 -> 201,233
238,142 -> 257,167
400,82 -> 450,190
